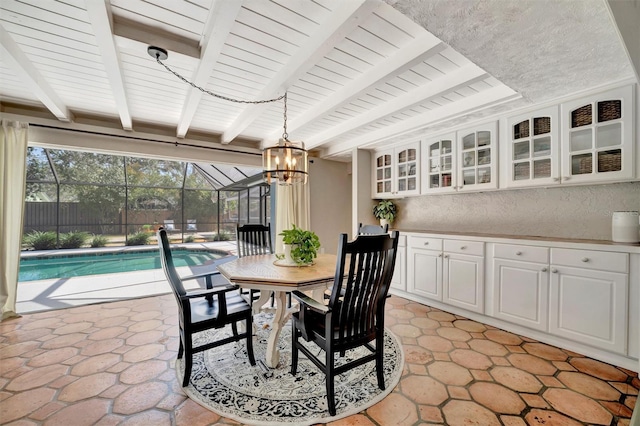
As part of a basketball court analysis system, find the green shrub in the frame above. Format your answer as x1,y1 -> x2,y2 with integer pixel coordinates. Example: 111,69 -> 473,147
23,231 -> 58,250
213,231 -> 231,241
126,232 -> 151,246
184,235 -> 195,243
59,231 -> 90,249
90,234 -> 109,248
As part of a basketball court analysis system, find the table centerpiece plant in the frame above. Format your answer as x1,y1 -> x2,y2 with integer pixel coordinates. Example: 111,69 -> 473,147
277,225 -> 321,266
373,199 -> 397,228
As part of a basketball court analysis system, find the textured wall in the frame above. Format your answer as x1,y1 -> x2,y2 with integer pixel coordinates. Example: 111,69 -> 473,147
395,182 -> 640,241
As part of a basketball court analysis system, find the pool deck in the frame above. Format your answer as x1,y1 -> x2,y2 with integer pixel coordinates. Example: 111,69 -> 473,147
17,241 -> 238,314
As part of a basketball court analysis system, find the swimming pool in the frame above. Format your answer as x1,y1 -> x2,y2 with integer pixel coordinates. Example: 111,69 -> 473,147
19,249 -> 227,282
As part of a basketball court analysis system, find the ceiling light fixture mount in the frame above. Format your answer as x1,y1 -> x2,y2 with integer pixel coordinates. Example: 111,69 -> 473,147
147,45 -> 307,185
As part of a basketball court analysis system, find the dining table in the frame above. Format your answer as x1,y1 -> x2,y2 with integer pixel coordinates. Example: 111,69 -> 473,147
216,253 -> 337,368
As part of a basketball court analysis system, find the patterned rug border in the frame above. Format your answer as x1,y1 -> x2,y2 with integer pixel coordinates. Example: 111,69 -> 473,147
177,324 -> 404,426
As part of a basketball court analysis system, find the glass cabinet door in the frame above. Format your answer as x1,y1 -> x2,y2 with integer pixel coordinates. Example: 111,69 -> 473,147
396,146 -> 418,194
510,114 -> 555,183
426,138 -> 453,190
374,152 -> 392,196
457,121 -> 497,191
561,85 -> 633,183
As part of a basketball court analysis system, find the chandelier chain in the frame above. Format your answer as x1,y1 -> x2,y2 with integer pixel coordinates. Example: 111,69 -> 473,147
154,56 -> 286,104
282,92 -> 288,140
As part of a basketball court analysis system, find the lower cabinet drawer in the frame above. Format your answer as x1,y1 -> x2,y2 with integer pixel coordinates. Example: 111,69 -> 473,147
409,235 -> 442,251
551,248 -> 628,273
494,243 -> 549,263
444,239 -> 484,256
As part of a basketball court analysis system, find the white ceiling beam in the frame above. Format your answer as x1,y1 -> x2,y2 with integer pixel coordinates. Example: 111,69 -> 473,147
0,25 -> 73,122
305,64 -> 489,149
264,35 -> 446,144
85,0 -> 132,131
176,0 -> 243,138
324,85 -> 521,157
221,0 -> 381,144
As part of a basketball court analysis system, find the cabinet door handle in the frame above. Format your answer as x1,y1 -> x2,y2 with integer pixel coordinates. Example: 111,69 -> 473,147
541,267 -> 548,272
424,242 -> 429,246
553,177 -> 560,182
438,253 -> 442,257
460,246 -> 467,250
581,257 -> 589,263
515,251 -> 522,256
444,254 -> 449,258
551,268 -> 558,273
563,176 -> 571,181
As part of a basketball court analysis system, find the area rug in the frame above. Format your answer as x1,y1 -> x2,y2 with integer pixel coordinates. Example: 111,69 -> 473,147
176,312 -> 404,425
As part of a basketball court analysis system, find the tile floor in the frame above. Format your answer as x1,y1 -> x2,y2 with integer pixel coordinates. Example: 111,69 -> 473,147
1,294 -> 638,425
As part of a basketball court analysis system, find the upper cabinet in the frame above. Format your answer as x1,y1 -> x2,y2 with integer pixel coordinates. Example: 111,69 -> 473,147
372,142 -> 420,198
421,122 -> 498,194
502,106 -> 560,188
560,85 -> 634,184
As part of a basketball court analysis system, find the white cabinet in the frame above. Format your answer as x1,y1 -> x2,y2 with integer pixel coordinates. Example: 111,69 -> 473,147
502,106 -> 560,188
407,236 -> 443,300
455,121 -> 498,192
390,235 -> 406,292
492,244 -> 550,331
549,248 -> 629,354
560,85 -> 634,184
372,142 -> 420,198
407,236 -> 484,313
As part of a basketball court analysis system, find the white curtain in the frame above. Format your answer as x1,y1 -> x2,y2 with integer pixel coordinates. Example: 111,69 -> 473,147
1,120 -> 28,321
274,182 -> 310,254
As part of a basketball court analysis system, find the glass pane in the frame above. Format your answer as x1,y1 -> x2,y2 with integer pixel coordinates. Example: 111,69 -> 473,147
377,169 -> 383,180
598,100 -> 621,122
462,133 -> 475,150
571,153 -> 592,175
398,150 -> 407,163
430,143 -> 440,157
533,159 -> 551,178
430,174 -> 439,188
477,131 -> 491,146
442,140 -> 452,154
514,141 -> 529,160
408,163 -> 416,176
398,179 -> 406,192
398,164 -> 406,177
513,120 -> 529,139
384,181 -> 391,192
26,147 -> 55,182
407,177 -> 416,191
442,173 -> 452,187
478,167 -> 491,183
377,156 -> 384,167
430,158 -> 440,172
533,137 -> 551,157
597,149 -> 621,173
478,148 -> 491,165
533,117 -> 551,135
463,152 -> 475,167
384,155 -> 391,166
377,182 -> 384,192
571,104 -> 592,128
441,156 -> 452,171
570,128 -> 593,152
463,169 -> 475,185
596,123 -> 621,148
514,162 -> 530,181
50,150 -> 126,185
407,149 -> 416,161
384,168 -> 391,179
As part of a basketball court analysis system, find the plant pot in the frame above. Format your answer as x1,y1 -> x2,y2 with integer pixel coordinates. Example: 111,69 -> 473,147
380,219 -> 391,229
281,244 -> 313,266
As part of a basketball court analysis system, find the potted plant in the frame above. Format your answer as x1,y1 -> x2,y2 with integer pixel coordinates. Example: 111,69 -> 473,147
277,225 -> 321,266
373,199 -> 397,228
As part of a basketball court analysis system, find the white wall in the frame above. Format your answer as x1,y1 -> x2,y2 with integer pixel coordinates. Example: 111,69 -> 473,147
395,182 -> 640,241
308,158 -> 352,254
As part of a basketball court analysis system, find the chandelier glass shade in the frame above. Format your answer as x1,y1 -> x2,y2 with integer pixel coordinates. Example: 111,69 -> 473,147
263,139 -> 308,185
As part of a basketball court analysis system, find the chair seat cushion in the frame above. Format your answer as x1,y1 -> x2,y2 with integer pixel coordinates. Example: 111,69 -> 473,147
190,292 -> 250,324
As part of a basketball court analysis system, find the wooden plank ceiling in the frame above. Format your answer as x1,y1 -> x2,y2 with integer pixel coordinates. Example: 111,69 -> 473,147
0,0 -> 519,160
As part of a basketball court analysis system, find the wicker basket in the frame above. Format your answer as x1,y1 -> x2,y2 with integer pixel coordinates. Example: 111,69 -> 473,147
571,105 -> 592,128
598,151 -> 621,172
598,100 -> 621,123
533,117 -> 551,135
578,156 -> 593,174
533,160 -> 551,177
513,120 -> 529,139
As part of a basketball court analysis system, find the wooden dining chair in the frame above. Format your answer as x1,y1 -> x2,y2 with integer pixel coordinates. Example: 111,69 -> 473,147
157,228 -> 255,387
291,231 -> 400,415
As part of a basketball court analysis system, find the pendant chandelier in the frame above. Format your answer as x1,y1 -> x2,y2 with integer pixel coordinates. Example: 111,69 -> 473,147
148,46 -> 308,186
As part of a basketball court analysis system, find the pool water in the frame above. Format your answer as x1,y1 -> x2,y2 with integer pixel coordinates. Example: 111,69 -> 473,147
19,249 -> 225,282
